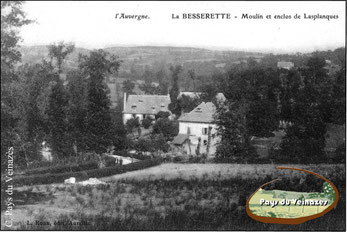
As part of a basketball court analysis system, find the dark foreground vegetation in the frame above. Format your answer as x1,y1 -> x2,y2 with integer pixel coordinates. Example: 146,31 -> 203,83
1,158 -> 162,187
3,164 -> 344,231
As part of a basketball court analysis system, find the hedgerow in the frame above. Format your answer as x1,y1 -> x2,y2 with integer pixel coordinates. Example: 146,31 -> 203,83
24,161 -> 99,175
4,158 -> 162,187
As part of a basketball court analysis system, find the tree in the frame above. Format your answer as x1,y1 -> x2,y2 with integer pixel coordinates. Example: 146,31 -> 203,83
215,64 -> 279,162
215,99 -> 257,162
111,111 -> 128,151
46,78 -> 70,159
46,42 -> 75,158
139,81 -> 159,94
178,94 -> 201,113
152,118 -> 178,140
199,82 -> 218,103
330,66 -> 346,125
156,111 -> 171,120
12,62 -> 54,165
168,65 -> 182,116
186,69 -> 196,92
47,41 -> 75,74
122,80 -> 135,95
142,116 -> 153,129
1,1 -> 32,81
1,1 -> 32,169
79,49 -> 121,153
156,69 -> 169,95
279,56 -> 331,163
66,70 -> 88,153
126,117 -> 140,136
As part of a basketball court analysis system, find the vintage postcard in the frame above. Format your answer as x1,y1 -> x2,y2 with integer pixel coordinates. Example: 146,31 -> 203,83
1,1 -> 345,231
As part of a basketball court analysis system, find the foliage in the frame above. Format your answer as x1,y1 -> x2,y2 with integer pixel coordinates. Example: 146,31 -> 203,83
168,65 -> 182,116
332,142 -> 345,164
113,150 -> 152,160
178,94 -> 201,113
141,116 -> 153,129
199,82 -> 218,103
46,79 -> 71,158
155,111 -> 171,119
47,41 -> 75,73
5,158 -> 162,187
126,117 -> 140,134
111,111 -> 128,150
122,80 -> 135,95
66,70 -> 88,152
152,118 -> 178,140
139,81 -> 161,95
215,99 -> 257,162
1,1 -> 32,81
330,66 -> 346,125
79,50 -> 121,153
1,1 -> 32,170
24,160 -> 99,176
279,56 -> 331,163
10,164 -> 345,230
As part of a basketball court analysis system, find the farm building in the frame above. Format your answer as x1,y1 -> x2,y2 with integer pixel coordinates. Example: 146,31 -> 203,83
173,101 -> 220,156
122,93 -> 171,124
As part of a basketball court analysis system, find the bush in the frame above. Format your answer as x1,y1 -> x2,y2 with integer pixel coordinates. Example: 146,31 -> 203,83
24,161 -> 99,176
156,111 -> 170,119
12,171 -> 89,186
332,142 -> 346,163
113,150 -> 151,160
152,118 -> 179,140
86,158 -> 162,178
142,116 -> 153,129
7,158 -> 162,187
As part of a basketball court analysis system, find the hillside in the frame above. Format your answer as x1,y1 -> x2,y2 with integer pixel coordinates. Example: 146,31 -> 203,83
18,45 -> 264,76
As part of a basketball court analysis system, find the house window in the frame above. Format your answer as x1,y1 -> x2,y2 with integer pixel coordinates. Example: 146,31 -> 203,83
202,128 -> 208,135
131,105 -> 137,110
187,127 -> 191,134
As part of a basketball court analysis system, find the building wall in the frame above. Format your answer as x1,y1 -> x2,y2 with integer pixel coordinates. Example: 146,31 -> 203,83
123,113 -> 155,124
178,122 -> 219,155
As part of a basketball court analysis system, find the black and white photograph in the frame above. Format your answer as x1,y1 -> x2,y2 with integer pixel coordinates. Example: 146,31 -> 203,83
1,1 -> 346,230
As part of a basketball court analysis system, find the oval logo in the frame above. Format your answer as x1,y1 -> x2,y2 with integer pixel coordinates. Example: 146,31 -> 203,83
246,166 -> 339,224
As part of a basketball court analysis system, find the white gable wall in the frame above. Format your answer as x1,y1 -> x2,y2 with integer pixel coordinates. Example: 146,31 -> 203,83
178,121 -> 219,155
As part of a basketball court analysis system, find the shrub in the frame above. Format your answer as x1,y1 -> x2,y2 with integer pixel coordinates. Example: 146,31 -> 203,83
86,158 -> 162,178
152,118 -> 179,140
142,116 -> 153,129
5,158 -> 163,187
24,161 -> 99,176
112,150 -> 151,160
332,142 -> 346,163
12,171 -> 89,186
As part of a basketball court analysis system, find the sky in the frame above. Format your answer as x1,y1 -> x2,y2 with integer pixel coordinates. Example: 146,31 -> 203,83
20,1 -> 345,53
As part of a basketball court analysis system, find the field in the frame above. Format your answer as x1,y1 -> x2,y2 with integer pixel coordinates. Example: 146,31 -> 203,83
1,163 -> 345,230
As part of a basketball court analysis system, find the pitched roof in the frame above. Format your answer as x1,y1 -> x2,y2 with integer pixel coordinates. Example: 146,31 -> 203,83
178,92 -> 202,99
123,94 -> 171,114
178,102 -> 216,123
178,92 -> 226,103
172,134 -> 189,145
277,61 -> 294,69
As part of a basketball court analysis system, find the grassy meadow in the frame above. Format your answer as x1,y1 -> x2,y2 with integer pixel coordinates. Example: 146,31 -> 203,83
1,163 -> 345,230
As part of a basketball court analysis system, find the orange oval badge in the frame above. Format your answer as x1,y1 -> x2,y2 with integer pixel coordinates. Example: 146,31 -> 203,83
246,166 -> 339,224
